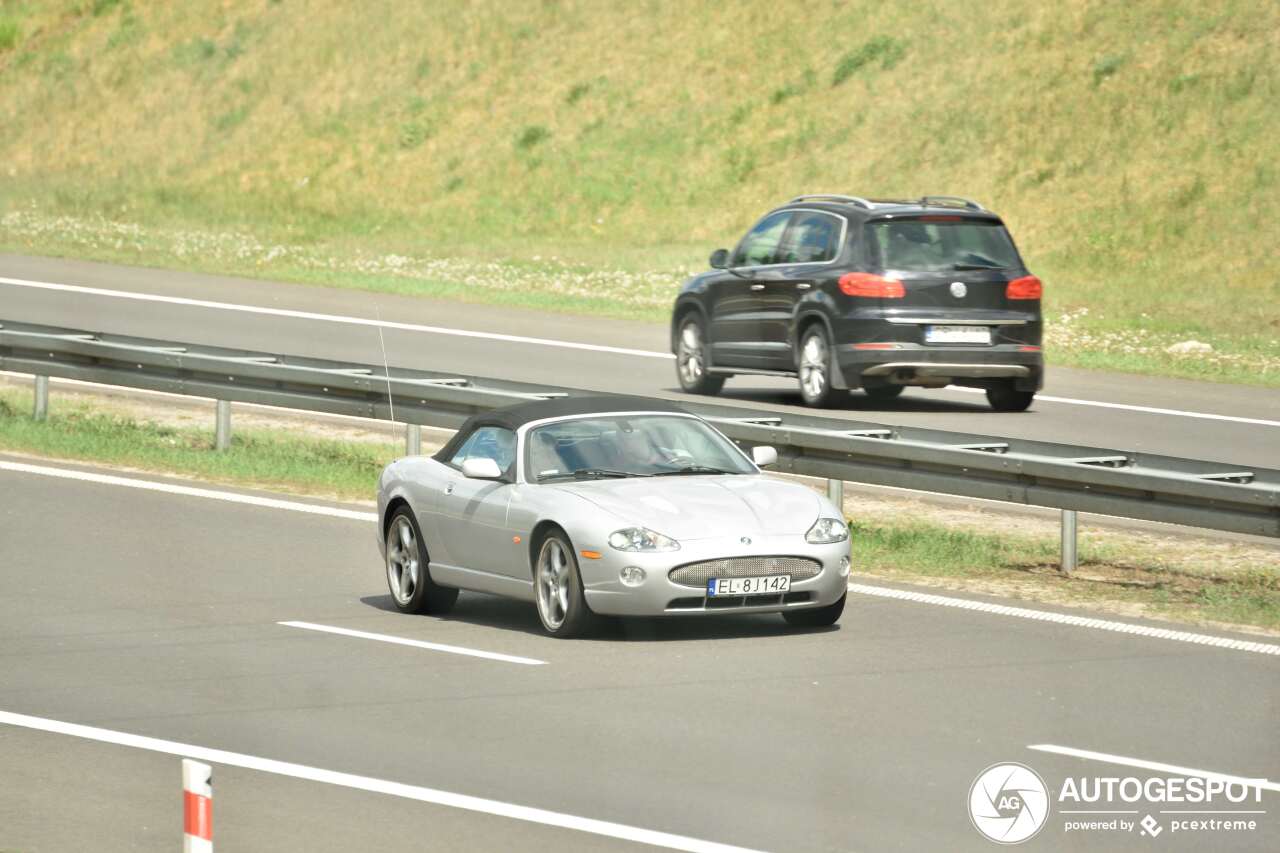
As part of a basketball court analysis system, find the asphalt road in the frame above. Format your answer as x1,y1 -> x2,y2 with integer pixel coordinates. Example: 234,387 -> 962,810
1,458 -> 1277,851
2,254 -> 1278,469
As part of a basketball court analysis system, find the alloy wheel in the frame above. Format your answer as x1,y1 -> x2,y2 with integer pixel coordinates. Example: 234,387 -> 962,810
536,538 -> 571,630
800,333 -> 828,399
386,516 -> 420,606
677,323 -> 705,386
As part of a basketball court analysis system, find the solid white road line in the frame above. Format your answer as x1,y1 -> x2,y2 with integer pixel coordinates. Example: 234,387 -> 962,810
846,583 -> 1280,656
0,459 -> 378,522
1027,744 -> 1278,794
279,620 -> 546,666
0,710 -> 766,853
4,460 -> 1274,657
943,386 -> 1280,429
0,276 -> 672,360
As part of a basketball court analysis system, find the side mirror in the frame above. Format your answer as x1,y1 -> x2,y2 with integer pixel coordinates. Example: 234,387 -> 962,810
461,457 -> 504,480
751,445 -> 778,468
709,248 -> 730,269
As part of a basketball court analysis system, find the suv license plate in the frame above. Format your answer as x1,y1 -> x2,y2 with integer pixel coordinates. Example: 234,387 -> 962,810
925,325 -> 991,344
707,575 -> 791,596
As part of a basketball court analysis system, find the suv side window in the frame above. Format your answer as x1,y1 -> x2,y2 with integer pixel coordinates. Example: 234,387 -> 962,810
778,211 -> 842,264
449,426 -> 516,475
732,212 -> 791,267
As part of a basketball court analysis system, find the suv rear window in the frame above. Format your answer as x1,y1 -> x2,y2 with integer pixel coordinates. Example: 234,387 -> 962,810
865,219 -> 1021,273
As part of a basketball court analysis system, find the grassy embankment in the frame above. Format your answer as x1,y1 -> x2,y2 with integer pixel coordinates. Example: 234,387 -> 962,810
0,1 -> 1277,384
2,385 -> 1276,633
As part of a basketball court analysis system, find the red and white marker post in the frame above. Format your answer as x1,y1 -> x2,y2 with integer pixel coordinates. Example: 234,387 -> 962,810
182,758 -> 213,853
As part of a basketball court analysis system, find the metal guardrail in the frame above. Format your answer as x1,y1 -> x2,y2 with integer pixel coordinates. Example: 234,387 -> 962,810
2,320 -> 1277,561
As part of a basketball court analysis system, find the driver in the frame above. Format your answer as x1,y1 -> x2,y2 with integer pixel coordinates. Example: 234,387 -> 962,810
615,422 -> 671,469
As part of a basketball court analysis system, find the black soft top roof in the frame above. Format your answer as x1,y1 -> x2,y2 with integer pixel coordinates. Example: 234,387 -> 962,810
433,395 -> 690,462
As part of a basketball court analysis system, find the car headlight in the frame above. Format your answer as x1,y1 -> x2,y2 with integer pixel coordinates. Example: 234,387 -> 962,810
805,517 -> 849,544
608,527 -> 680,552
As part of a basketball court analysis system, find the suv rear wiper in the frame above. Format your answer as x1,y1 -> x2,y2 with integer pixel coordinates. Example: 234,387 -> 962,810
654,465 -> 739,476
952,261 -> 1006,270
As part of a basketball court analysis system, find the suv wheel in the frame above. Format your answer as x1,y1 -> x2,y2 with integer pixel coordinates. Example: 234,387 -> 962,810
675,315 -> 725,396
798,325 -> 839,407
986,381 -> 1035,412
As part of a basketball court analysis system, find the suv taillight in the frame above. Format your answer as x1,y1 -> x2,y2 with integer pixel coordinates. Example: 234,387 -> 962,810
1006,275 -> 1042,300
839,273 -> 904,298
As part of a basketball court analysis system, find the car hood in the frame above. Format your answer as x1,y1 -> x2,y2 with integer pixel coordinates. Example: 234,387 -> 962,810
553,475 -> 822,540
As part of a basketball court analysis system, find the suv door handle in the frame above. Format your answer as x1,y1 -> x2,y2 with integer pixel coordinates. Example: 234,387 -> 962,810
796,282 -> 812,290
749,284 -> 765,291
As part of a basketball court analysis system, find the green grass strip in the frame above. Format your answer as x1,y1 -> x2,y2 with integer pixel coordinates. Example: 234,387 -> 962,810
0,390 -> 394,500
851,519 -> 1280,633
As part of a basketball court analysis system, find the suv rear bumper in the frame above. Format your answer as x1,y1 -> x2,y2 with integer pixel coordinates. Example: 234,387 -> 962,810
837,344 -> 1043,391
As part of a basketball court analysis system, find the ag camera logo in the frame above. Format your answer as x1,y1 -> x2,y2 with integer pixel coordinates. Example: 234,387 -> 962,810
969,762 -> 1050,844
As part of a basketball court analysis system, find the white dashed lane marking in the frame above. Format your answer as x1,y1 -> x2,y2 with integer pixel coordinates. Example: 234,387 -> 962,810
279,621 -> 546,666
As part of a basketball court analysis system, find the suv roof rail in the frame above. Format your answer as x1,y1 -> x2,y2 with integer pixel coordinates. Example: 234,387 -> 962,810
917,195 -> 986,211
788,194 -> 874,210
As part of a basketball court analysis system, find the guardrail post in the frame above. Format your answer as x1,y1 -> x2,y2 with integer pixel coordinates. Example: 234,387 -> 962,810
1061,509 -> 1078,575
33,375 -> 49,421
214,400 -> 231,451
826,478 -> 845,516
405,423 -> 421,456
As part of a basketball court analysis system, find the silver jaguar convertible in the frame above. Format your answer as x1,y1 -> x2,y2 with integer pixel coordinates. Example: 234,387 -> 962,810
376,395 -> 851,637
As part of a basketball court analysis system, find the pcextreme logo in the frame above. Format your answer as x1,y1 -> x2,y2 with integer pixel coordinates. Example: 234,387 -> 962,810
968,763 -> 1051,844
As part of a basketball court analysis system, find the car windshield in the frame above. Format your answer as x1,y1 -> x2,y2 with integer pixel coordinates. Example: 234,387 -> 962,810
865,218 -> 1022,273
527,415 -> 755,480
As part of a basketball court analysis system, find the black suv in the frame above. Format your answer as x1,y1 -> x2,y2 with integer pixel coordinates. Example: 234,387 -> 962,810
669,195 -> 1043,410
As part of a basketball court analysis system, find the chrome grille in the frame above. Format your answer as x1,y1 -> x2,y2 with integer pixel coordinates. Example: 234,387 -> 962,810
668,556 -> 821,588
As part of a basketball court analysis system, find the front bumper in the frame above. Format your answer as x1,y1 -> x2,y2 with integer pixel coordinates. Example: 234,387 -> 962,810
580,534 -> 851,617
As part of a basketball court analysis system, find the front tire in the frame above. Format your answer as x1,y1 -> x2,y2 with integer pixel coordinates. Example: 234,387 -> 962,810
798,325 -> 840,407
986,382 -> 1035,412
675,315 -> 725,396
385,508 -> 458,614
534,530 -> 596,638
782,592 -> 846,628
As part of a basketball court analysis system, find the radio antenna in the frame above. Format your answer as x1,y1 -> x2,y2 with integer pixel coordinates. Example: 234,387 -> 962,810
374,306 -> 396,424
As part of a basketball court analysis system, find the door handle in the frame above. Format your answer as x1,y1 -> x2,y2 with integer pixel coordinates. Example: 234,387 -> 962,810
749,284 -> 765,291
796,282 -> 812,290
444,482 -> 455,495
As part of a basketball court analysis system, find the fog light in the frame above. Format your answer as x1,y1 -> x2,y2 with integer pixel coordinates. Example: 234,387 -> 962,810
839,556 -> 851,577
620,566 -> 646,587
